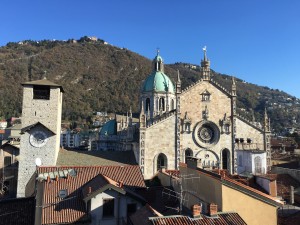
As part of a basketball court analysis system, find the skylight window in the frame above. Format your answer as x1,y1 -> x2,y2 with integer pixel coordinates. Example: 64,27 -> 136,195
58,189 -> 68,198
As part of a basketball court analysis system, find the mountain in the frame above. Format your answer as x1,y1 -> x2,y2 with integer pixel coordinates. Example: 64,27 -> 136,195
0,37 -> 299,133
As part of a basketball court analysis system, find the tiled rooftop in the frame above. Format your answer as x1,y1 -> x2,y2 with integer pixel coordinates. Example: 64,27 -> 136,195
130,204 -> 163,225
149,213 -> 247,225
38,165 -> 145,225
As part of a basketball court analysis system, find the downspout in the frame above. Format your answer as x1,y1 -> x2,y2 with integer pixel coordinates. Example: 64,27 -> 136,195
117,193 -> 120,225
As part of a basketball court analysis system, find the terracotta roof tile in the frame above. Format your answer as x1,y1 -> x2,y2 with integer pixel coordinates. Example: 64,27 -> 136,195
165,170 -> 180,178
130,204 -> 163,225
149,213 -> 247,225
38,165 -> 145,224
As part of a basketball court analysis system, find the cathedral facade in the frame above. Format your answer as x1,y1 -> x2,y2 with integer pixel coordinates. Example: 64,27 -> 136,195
133,50 -> 271,179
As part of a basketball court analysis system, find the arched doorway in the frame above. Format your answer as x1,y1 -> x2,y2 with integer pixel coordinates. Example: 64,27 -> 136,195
156,153 -> 167,171
222,149 -> 230,170
254,156 -> 262,174
185,149 -> 193,163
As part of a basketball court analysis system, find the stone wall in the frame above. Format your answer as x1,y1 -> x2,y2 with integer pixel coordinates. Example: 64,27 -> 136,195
144,115 -> 176,179
235,118 -> 264,149
180,80 -> 233,170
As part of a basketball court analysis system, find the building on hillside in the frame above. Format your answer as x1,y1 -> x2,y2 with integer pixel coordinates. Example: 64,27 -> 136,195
98,113 -> 139,151
100,49 -> 271,179
60,129 -> 80,148
0,120 -> 8,129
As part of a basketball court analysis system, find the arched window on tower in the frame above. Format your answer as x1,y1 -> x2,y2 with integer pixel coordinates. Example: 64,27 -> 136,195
159,98 -> 165,111
185,149 -> 193,163
157,153 -> 167,171
171,99 -> 175,110
146,98 -> 150,111
222,149 -> 230,170
254,156 -> 262,174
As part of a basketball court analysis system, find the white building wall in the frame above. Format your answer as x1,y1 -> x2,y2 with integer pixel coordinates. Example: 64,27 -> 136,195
89,190 -> 142,225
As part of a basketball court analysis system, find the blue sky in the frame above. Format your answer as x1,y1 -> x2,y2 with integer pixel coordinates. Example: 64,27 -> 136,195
1,0 -> 300,97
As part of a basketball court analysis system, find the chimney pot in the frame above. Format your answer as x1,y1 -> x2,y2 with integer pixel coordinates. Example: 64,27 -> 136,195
191,204 -> 201,218
209,203 -> 218,216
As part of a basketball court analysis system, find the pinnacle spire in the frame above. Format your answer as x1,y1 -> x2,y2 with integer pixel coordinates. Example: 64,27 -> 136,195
201,46 -> 210,81
177,70 -> 181,83
203,46 -> 207,61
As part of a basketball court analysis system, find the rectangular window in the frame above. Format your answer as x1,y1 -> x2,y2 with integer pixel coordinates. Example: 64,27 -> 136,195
33,85 -> 50,100
4,156 -> 12,167
127,203 -> 137,216
103,199 -> 114,217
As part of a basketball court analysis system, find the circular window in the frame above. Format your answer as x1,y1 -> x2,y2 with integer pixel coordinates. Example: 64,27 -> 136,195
194,121 -> 220,147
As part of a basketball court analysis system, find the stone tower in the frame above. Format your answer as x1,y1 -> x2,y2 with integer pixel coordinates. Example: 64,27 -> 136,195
17,78 -> 63,197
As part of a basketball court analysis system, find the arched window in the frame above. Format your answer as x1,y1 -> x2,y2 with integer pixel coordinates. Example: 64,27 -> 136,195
146,98 -> 150,111
185,149 -> 193,163
222,149 -> 230,170
157,153 -> 167,171
254,156 -> 262,174
171,99 -> 175,110
159,98 -> 165,111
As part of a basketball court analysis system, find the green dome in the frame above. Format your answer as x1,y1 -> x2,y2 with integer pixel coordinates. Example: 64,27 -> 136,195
142,71 -> 175,93
99,120 -> 117,135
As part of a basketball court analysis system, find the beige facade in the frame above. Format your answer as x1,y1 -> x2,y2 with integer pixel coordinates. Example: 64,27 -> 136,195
222,184 -> 278,225
179,165 -> 281,225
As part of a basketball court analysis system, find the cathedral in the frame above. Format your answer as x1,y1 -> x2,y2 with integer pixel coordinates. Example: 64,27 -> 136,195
100,49 -> 271,179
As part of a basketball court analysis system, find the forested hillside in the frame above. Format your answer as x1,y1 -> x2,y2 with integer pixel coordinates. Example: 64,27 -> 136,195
0,37 -> 299,133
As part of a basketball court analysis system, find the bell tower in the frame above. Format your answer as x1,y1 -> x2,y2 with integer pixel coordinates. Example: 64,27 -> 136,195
17,78 -> 63,197
201,46 -> 211,81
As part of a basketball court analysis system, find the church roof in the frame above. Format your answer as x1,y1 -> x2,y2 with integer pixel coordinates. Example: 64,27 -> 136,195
22,78 -> 64,92
99,119 -> 117,135
56,149 -> 138,166
142,71 -> 175,93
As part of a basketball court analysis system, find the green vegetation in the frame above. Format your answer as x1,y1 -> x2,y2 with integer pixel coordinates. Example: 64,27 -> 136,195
0,38 -> 299,133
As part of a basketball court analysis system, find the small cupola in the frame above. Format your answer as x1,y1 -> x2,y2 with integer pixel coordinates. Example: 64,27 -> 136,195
152,49 -> 164,72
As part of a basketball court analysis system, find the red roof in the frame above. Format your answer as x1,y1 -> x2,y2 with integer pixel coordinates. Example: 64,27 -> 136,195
149,213 -> 247,225
38,165 -> 145,225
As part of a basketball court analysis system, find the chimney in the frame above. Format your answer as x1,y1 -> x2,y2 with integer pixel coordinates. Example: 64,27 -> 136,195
118,180 -> 124,188
191,204 -> 201,218
209,203 -> 218,216
269,180 -> 277,197
290,186 -> 295,205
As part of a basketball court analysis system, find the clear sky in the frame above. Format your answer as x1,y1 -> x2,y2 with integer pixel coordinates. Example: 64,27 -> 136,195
1,0 -> 300,97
